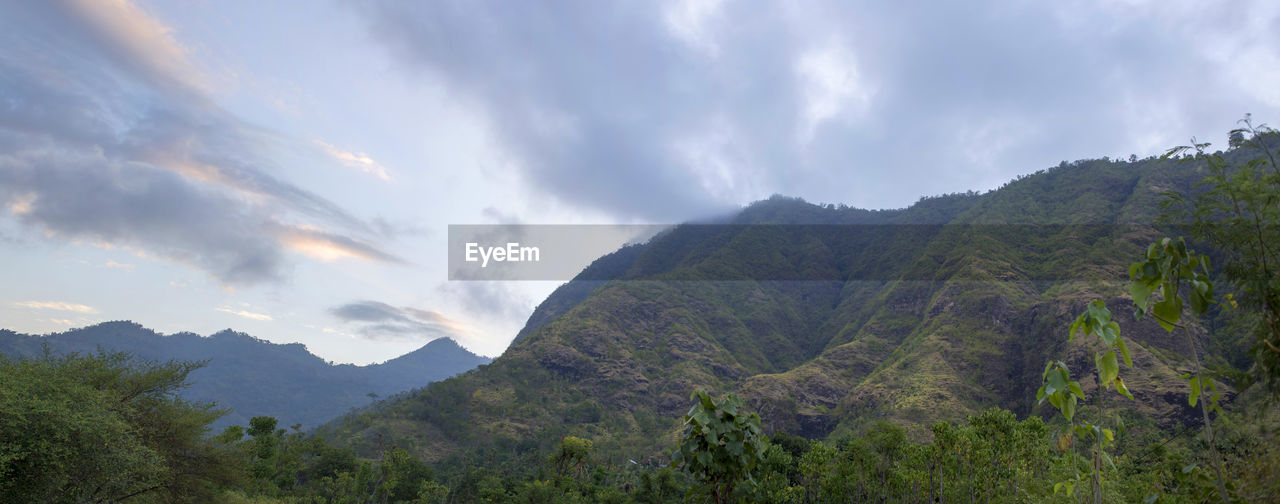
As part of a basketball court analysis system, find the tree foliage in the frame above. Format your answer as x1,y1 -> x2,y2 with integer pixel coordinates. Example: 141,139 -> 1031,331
672,390 -> 765,503
0,350 -> 241,503
1160,115 -> 1280,398
1040,300 -> 1136,503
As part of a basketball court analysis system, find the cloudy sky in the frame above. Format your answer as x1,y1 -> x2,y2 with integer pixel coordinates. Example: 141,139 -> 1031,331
1,0 -> 1277,364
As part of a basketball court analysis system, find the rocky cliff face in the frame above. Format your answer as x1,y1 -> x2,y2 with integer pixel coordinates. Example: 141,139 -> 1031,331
324,156 -> 1236,462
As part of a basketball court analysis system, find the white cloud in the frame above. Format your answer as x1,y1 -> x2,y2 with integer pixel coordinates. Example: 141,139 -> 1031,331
63,0 -> 209,92
1228,46 -> 1280,108
104,260 -> 134,270
215,306 -> 273,321
795,40 -> 871,144
662,0 -> 725,56
313,140 -> 392,181
14,301 -> 99,313
672,117 -> 762,203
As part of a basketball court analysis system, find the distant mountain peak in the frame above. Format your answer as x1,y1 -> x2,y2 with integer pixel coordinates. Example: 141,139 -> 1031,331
0,322 -> 491,431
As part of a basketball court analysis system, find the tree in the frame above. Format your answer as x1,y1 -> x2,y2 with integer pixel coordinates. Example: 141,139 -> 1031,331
550,436 -> 593,478
1161,115 -> 1280,399
672,390 -> 766,504
1129,237 -> 1231,502
0,349 -> 242,503
1039,300 -> 1135,504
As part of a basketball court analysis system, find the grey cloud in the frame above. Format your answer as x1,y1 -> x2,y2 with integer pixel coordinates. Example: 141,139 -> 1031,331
0,1 -> 395,284
112,105 -> 373,233
370,217 -> 431,240
481,207 -> 522,225
357,0 -> 1280,217
0,149 -> 288,285
435,282 -> 533,323
330,300 -> 465,342
358,1 -> 778,221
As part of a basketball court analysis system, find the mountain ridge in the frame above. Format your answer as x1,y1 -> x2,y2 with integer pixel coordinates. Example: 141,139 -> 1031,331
319,153 -> 1251,466
0,321 -> 491,430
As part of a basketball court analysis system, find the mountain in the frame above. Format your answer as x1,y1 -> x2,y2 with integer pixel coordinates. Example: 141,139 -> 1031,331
321,154 -> 1250,464
0,322 -> 491,430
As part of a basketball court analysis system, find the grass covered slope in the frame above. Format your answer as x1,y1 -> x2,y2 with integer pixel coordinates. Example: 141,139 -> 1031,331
323,155 -> 1243,463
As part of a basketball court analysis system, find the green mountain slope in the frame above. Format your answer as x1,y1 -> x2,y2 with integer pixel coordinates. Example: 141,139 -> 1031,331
323,155 -> 1244,464
0,321 -> 491,430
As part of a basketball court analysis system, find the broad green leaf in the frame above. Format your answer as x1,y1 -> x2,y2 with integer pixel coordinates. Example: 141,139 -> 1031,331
1189,288 -> 1207,315
1098,351 -> 1119,388
1047,368 -> 1068,391
1115,377 -> 1134,400
1129,281 -> 1150,311
1103,322 -> 1120,346
1152,296 -> 1179,331
699,392 -> 715,410
726,442 -> 742,456
1087,300 -> 1102,318
1068,381 -> 1085,400
1116,337 -> 1133,367
1189,377 -> 1201,407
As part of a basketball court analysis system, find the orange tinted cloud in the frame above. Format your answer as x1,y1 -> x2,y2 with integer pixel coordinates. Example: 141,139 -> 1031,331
314,140 -> 392,181
275,225 -> 403,264
14,301 -> 99,313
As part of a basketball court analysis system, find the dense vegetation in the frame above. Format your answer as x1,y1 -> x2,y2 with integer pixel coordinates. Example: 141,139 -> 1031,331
3,119 -> 1278,502
313,120 -> 1278,502
323,139 -> 1239,461
6,353 -> 1272,503
0,350 -> 242,502
0,322 -> 490,430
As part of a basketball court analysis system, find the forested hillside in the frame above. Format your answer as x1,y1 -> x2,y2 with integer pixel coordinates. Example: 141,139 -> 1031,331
322,149 -> 1253,467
